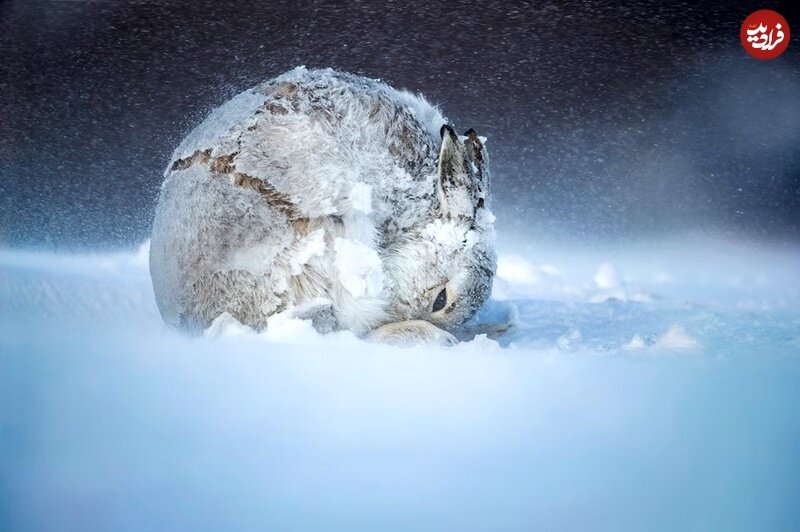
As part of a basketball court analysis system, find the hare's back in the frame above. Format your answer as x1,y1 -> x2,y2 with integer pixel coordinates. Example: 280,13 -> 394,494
169,67 -> 445,222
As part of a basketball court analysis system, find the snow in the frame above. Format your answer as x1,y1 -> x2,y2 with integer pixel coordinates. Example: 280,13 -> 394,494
348,182 -> 374,214
2,235 -> 800,530
204,311 -> 255,338
289,228 -> 326,275
623,333 -> 648,351
653,324 -> 701,351
593,261 -> 618,289
333,237 -> 384,298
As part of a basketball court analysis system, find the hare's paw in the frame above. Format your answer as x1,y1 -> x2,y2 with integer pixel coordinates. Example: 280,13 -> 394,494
364,320 -> 457,347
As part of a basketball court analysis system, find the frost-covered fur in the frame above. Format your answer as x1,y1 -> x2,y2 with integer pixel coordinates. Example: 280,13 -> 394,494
150,67 -> 496,343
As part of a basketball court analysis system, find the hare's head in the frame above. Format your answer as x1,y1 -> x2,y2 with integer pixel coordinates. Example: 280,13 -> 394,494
384,125 -> 496,332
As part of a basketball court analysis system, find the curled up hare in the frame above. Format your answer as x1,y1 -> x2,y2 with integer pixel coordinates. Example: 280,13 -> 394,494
149,67 -> 496,346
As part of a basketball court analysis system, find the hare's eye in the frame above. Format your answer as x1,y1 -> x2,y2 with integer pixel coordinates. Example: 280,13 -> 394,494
432,288 -> 447,312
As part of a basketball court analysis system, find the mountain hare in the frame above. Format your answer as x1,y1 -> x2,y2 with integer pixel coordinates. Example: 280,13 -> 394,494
150,67 -> 496,345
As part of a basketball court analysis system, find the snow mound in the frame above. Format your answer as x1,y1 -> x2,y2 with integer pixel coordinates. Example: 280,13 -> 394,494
654,324 -> 701,350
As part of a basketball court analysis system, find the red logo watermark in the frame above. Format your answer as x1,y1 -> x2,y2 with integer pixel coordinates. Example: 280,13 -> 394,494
741,10 -> 790,60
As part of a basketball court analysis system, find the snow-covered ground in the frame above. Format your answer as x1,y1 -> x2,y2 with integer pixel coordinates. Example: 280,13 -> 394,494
2,235 -> 800,531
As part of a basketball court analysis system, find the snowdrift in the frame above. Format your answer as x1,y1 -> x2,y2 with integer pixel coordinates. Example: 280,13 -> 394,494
1,236 -> 799,531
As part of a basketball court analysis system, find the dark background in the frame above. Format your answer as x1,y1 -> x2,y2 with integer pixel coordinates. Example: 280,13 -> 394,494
1,0 -> 798,250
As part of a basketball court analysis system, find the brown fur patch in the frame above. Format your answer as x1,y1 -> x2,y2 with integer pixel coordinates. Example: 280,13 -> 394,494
209,153 -> 237,174
233,172 -> 298,219
170,149 -> 211,171
289,262 -> 331,304
170,149 -> 238,174
272,82 -> 297,97
265,102 -> 288,115
292,217 -> 312,236
170,148 -> 302,222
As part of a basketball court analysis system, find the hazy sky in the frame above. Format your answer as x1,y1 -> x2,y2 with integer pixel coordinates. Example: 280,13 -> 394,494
1,0 -> 798,248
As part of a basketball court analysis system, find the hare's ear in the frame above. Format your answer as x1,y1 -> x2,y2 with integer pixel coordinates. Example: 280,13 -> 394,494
437,124 -> 473,221
463,128 -> 489,211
